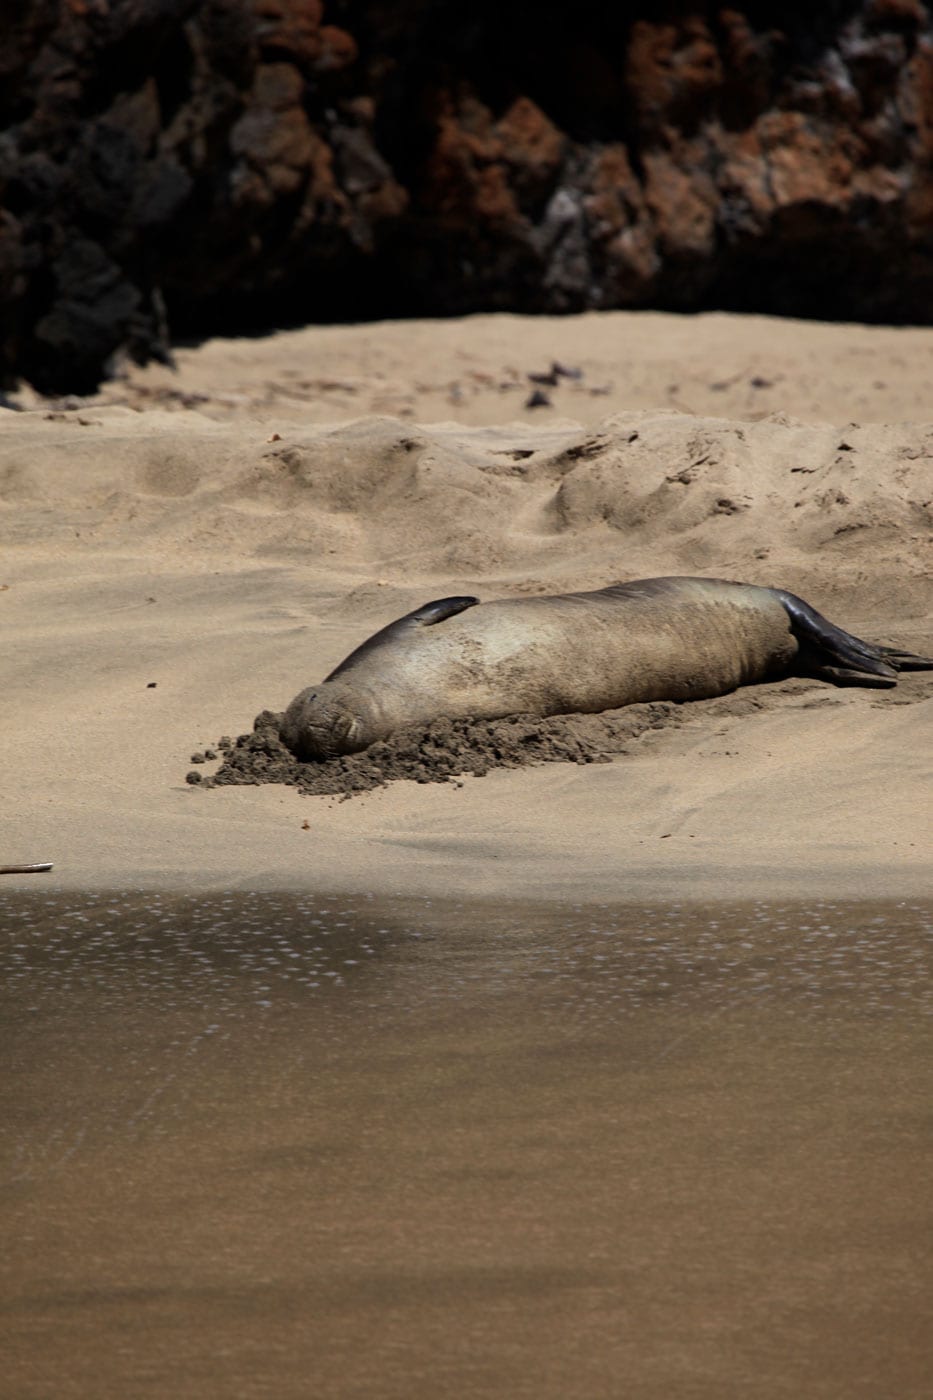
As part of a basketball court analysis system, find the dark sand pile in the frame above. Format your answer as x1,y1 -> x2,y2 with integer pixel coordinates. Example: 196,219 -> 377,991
187,701 -> 702,797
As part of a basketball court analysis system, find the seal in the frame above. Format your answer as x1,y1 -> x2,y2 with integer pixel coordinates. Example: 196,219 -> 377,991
280,576 -> 933,760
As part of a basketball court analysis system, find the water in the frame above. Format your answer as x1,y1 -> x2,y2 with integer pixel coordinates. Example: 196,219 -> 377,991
1,892 -> 931,1399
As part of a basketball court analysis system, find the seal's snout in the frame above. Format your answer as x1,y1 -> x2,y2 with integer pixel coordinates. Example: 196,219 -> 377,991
280,683 -> 368,761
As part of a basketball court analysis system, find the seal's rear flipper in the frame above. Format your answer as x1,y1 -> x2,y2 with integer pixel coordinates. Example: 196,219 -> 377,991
327,596 -> 480,678
811,665 -> 898,688
874,644 -> 933,670
775,589 -> 933,685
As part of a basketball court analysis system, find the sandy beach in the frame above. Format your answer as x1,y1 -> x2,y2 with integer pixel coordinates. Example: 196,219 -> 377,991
2,310 -> 931,901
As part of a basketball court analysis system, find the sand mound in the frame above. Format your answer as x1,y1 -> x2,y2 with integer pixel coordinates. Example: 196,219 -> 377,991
2,407 -> 929,611
188,702 -> 687,796
3,406 -> 924,635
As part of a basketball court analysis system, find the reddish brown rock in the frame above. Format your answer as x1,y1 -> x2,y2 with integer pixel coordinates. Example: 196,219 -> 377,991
4,1 -> 933,391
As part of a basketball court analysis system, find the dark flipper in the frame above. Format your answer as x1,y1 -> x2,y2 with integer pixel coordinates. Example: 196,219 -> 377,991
873,644 -> 933,670
405,597 -> 480,627
327,596 -> 479,679
775,589 -> 933,687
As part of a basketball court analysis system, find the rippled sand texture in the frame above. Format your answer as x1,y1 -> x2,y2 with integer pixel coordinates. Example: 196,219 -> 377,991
3,893 -> 931,1399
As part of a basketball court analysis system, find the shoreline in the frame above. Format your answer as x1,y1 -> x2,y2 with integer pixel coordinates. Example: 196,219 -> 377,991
3,866 -> 931,906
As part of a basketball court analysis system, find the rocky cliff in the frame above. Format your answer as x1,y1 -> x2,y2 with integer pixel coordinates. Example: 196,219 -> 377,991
3,0 -> 933,392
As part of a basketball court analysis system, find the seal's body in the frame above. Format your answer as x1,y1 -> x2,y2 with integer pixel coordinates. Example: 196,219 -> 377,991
280,576 -> 932,760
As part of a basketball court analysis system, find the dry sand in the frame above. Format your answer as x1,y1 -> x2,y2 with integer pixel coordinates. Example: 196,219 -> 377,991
2,310 -> 931,901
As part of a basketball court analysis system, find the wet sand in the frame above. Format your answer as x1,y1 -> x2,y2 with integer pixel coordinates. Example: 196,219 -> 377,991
3,892 -> 931,1399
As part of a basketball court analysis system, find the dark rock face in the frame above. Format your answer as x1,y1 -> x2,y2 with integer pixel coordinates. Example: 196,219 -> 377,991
4,0 -> 933,391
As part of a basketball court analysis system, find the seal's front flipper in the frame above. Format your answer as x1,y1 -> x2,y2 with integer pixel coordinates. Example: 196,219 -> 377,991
327,596 -> 480,678
408,597 -> 480,627
775,588 -> 932,684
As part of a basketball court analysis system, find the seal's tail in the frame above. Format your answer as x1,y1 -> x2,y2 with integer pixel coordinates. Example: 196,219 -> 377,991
775,589 -> 933,687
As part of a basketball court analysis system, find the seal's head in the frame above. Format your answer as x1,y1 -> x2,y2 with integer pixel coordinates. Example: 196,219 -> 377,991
280,681 -> 377,761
